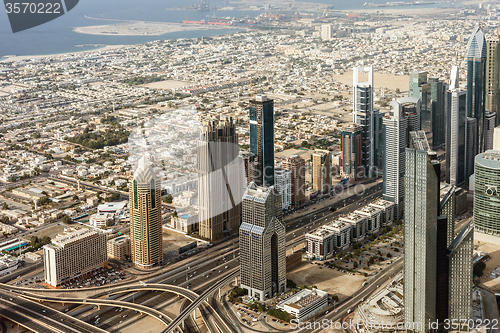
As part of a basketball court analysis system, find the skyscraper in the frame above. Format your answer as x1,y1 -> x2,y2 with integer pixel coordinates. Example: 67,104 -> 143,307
241,151 -> 255,188
250,95 -> 275,187
448,221 -> 473,322
311,150 -> 331,194
239,183 -> 286,300
466,117 -> 478,178
353,66 -> 375,177
383,97 -> 420,219
321,24 -> 333,41
274,168 -> 291,210
198,117 -> 243,241
484,110 -> 496,151
340,124 -> 363,179
404,138 -> 440,329
446,66 -> 468,186
129,156 -> 163,269
486,34 -> 500,124
474,150 -> 500,237
282,155 -> 305,205
467,26 -> 487,152
409,72 -> 448,147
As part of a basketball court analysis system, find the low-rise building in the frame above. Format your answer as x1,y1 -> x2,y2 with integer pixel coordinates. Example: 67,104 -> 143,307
277,288 -> 328,322
369,199 -> 396,226
355,205 -> 382,234
107,235 -> 131,260
43,227 -> 107,287
339,212 -> 367,243
305,220 -> 351,260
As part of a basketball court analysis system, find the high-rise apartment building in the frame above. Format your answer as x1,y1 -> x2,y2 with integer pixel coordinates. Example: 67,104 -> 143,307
198,117 -> 243,241
409,72 -> 448,147
311,150 -> 331,194
353,66 -> 377,177
282,155 -> 305,205
446,66 -> 468,186
466,117 -> 478,178
321,24 -> 333,41
404,141 -> 440,329
129,156 -> 163,269
383,97 -> 421,219
474,150 -> 500,237
486,36 -> 500,124
44,227 -> 107,287
274,168 -> 291,210
467,26 -> 487,153
250,95 -> 275,187
340,124 -> 363,179
239,183 -> 286,300
484,110 -> 496,151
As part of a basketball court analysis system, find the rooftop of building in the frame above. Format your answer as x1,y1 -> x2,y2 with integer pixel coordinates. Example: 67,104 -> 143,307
47,227 -> 102,249
409,130 -> 431,151
97,201 -> 127,212
108,235 -> 130,245
277,288 -> 327,310
356,205 -> 382,215
476,150 -> 500,169
369,198 -> 395,208
340,212 -> 367,223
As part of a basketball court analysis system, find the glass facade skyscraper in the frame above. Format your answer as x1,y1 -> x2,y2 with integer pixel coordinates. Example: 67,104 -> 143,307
409,72 -> 448,148
467,26 -> 487,153
446,73 -> 468,186
250,95 -> 275,187
474,150 -> 500,236
383,97 -> 421,219
404,145 -> 440,329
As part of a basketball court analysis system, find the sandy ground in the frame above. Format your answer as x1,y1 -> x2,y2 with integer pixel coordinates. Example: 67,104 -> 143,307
24,223 -> 70,240
142,80 -> 195,90
1,45 -> 127,63
477,242 -> 500,292
288,261 -> 365,300
0,196 -> 32,212
333,72 -> 409,93
162,227 -> 198,258
74,21 -> 238,36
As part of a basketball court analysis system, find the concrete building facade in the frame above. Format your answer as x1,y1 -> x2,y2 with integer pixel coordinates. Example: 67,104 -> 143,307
44,228 -> 107,287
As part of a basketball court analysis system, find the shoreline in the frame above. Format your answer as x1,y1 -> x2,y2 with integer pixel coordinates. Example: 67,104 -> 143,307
0,45 -> 129,63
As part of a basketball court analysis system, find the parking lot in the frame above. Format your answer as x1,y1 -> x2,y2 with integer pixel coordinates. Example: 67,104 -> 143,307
57,266 -> 130,289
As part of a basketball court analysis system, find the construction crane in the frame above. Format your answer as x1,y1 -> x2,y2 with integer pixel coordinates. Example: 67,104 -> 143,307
321,5 -> 329,18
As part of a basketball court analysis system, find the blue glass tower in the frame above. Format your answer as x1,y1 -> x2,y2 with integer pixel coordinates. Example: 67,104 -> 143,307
467,26 -> 487,153
250,95 -> 274,187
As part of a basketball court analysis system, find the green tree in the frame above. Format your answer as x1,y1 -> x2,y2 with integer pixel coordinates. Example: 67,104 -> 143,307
2,202 -> 8,210
62,215 -> 72,224
473,261 -> 486,277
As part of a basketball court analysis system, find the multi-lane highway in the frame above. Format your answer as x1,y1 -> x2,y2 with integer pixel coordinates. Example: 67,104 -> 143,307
0,289 -> 108,333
